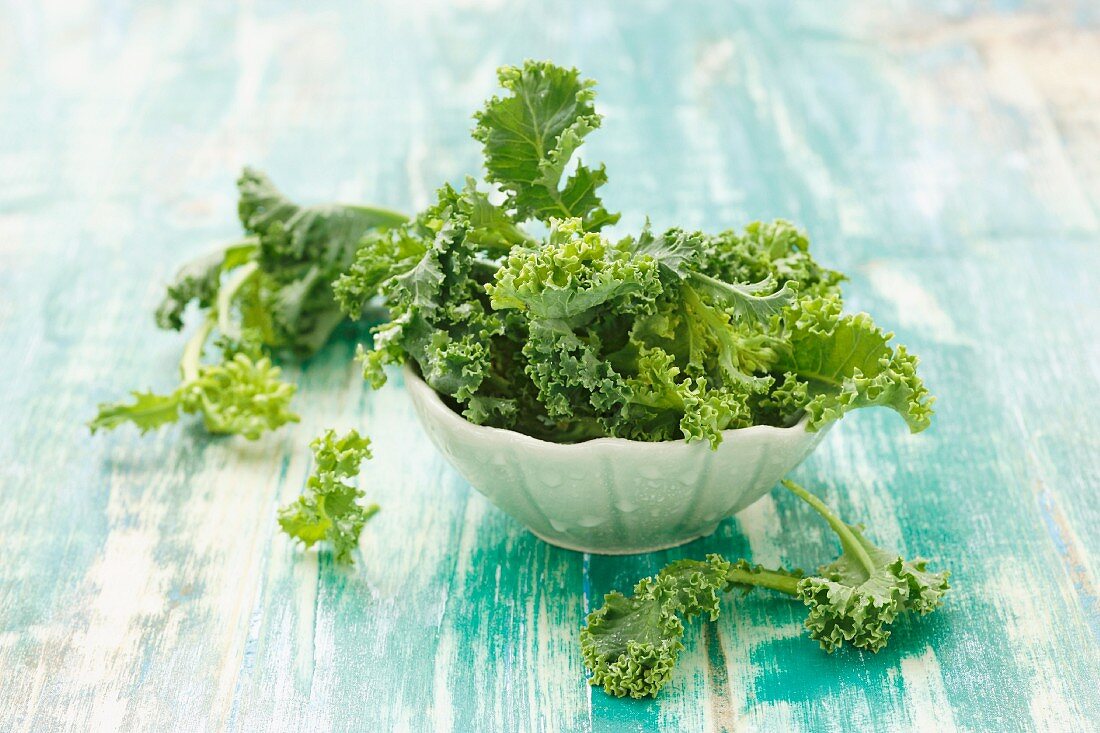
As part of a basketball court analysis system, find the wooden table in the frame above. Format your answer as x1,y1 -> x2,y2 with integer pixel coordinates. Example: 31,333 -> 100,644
2,2 -> 1097,730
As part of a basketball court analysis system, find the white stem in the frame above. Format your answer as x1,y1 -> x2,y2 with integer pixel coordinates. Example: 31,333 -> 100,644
216,261 -> 260,340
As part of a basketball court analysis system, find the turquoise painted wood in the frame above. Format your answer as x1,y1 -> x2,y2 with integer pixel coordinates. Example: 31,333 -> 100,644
1,1 -> 1097,730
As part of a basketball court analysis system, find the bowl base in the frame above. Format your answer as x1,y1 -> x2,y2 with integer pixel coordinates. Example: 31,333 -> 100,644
529,524 -> 720,556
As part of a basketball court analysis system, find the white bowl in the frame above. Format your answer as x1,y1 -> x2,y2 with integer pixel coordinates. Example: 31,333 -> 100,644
403,364 -> 831,554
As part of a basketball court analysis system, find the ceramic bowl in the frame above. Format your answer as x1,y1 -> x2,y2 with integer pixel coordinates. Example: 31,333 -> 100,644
403,364 -> 831,554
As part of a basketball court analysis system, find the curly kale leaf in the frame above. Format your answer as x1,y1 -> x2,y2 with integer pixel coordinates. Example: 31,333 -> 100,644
236,168 -> 408,354
521,318 -> 631,421
333,228 -> 429,316
347,183 -> 509,405
776,296 -> 935,432
92,234 -> 300,440
581,589 -> 684,700
488,218 -> 663,323
780,480 -> 950,652
89,320 -> 299,439
582,482 -> 950,698
614,346 -> 753,447
278,429 -> 379,563
700,220 -> 845,302
623,225 -> 796,324
237,167 -> 406,278
182,353 -> 298,437
473,61 -> 619,230
581,555 -> 731,698
94,166 -> 409,440
623,226 -> 703,279
88,356 -> 297,440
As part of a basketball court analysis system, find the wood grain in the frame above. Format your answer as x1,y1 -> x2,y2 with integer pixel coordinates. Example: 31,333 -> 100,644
0,1 -> 1097,731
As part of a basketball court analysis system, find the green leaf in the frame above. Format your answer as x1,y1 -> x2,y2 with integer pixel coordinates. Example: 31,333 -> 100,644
473,61 -> 619,230
487,218 -> 662,322
88,354 -> 297,440
333,228 -> 428,316
581,589 -> 684,699
698,221 -> 845,302
154,241 -> 258,331
581,482 -> 950,698
278,429 -> 379,563
621,224 -> 796,324
521,318 -> 631,420
459,178 -> 534,252
182,354 -> 299,439
236,167 -> 408,355
781,480 -> 950,652
776,296 -> 935,432
688,273 -> 796,324
654,556 -> 732,619
622,226 -> 703,279
238,167 -> 406,274
581,554 -> 732,698
393,248 -> 447,312
89,391 -> 182,435
615,346 -> 753,447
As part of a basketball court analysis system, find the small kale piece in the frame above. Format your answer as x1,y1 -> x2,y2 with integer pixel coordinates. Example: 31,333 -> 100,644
278,429 -> 378,563
582,555 -> 731,699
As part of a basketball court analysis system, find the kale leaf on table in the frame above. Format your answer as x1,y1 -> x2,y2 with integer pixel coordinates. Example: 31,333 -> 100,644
582,481 -> 951,698
278,429 -> 378,564
89,169 -> 406,439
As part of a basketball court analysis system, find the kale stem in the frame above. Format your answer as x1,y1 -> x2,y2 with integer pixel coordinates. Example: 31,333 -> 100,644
781,479 -> 876,577
725,566 -> 801,596
344,204 -> 409,228
180,318 -> 215,384
216,261 -> 259,340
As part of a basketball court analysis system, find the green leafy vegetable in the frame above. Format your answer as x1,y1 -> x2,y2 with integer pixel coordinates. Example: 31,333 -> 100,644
776,480 -> 950,652
278,429 -> 378,563
91,286 -> 299,439
581,555 -> 732,698
332,60 -> 932,447
776,297 -> 934,432
236,168 -> 407,354
97,60 -> 932,446
90,170 -> 406,439
581,480 -> 950,698
473,61 -> 619,231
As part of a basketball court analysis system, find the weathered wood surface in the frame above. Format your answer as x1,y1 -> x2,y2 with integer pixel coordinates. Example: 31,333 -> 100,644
1,1 -> 1097,731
